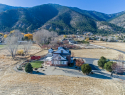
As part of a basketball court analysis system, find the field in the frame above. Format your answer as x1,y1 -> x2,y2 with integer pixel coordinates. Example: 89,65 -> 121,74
34,50 -> 48,56
0,71 -> 124,95
71,48 -> 125,60
0,45 -> 124,95
91,41 -> 125,51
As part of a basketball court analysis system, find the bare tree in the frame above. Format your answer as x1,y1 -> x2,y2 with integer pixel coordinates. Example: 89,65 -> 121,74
10,29 -> 24,41
23,41 -> 32,56
5,36 -> 18,59
50,31 -> 58,41
33,29 -> 58,49
50,37 -> 59,47
33,29 -> 50,47
115,54 -> 124,74
111,62 -> 117,72
76,58 -> 84,71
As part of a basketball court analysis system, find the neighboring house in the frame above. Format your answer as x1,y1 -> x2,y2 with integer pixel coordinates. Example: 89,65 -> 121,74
68,40 -> 77,44
107,37 -> 118,42
18,41 -> 28,44
45,47 -> 71,66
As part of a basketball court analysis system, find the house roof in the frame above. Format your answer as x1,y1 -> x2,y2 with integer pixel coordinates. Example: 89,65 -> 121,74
54,47 -> 70,55
52,54 -> 67,61
49,48 -> 53,50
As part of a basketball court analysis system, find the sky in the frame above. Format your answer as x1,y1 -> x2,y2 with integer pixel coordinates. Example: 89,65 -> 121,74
0,0 -> 125,14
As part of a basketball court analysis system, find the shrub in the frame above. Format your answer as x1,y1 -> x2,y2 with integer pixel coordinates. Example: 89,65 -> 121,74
41,66 -> 43,68
98,56 -> 107,68
76,58 -> 84,67
25,63 -> 33,73
104,61 -> 113,72
34,68 -> 38,70
81,64 -> 92,75
17,66 -> 23,70
24,34 -> 33,40
17,50 -> 24,55
68,63 -> 74,67
73,59 -> 76,61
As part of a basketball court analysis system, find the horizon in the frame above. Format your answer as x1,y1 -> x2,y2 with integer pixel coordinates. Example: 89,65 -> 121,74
0,0 -> 125,14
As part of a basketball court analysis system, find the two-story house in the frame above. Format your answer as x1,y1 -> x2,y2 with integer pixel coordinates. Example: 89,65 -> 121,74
45,47 -> 71,66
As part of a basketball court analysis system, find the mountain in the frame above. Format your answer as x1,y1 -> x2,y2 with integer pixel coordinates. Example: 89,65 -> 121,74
0,4 -> 21,13
0,3 -> 124,35
69,7 -> 125,21
109,12 -> 125,28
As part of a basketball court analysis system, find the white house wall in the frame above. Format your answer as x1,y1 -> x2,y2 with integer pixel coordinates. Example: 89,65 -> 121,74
52,61 -> 67,65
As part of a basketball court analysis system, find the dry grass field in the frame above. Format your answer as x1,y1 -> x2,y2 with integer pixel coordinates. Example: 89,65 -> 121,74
0,45 -> 124,95
91,41 -> 125,52
71,49 -> 125,60
34,50 -> 48,56
0,70 -> 124,95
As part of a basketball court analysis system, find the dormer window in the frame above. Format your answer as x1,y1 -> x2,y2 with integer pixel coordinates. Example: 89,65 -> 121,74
61,50 -> 63,53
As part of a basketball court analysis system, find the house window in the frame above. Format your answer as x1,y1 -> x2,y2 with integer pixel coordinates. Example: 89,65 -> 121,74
61,50 -> 63,53
59,57 -> 61,59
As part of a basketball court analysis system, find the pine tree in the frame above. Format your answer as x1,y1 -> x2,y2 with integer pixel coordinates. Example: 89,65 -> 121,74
25,63 -> 33,73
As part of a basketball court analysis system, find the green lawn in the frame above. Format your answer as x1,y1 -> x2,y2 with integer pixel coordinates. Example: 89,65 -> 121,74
0,45 -> 6,49
30,61 -> 44,68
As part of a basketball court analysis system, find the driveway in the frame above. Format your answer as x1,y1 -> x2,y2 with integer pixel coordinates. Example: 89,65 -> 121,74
74,57 -> 99,70
35,66 -> 86,77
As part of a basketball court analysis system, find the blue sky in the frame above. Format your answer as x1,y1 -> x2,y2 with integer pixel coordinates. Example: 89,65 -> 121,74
0,0 -> 125,14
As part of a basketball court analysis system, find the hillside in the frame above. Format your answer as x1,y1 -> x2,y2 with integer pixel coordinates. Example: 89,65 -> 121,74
109,13 -> 125,28
69,7 -> 125,21
0,4 -> 21,13
0,3 -> 124,34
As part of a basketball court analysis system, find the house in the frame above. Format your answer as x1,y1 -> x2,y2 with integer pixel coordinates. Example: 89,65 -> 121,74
68,39 -> 77,44
45,47 -> 71,66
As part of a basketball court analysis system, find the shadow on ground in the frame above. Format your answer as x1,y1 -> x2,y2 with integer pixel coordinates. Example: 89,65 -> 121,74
32,71 -> 46,75
90,73 -> 112,79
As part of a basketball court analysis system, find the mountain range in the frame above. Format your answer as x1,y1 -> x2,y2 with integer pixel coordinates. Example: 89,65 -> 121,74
0,3 -> 125,35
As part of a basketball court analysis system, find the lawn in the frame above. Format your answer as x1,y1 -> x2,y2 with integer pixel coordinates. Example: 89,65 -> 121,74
0,45 -> 6,49
30,61 -> 44,68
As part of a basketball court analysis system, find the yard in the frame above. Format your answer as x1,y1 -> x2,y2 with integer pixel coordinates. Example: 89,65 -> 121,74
0,46 -> 124,95
0,45 -> 6,49
30,61 -> 44,68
